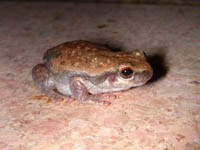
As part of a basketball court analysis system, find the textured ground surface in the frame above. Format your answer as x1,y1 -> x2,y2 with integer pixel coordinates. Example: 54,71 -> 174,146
0,2 -> 200,150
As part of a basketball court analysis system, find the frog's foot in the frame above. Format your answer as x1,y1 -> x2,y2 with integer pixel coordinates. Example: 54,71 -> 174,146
84,95 -> 111,106
70,77 -> 111,105
32,64 -> 73,102
95,93 -> 116,101
85,93 -> 116,105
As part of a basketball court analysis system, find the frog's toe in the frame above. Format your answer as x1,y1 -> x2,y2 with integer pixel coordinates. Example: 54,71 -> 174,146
100,93 -> 116,100
93,93 -> 116,101
81,99 -> 111,106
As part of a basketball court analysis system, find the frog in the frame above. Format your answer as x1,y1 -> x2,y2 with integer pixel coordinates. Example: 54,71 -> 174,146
32,40 -> 153,105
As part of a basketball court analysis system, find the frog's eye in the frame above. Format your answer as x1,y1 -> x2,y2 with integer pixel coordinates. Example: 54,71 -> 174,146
120,67 -> 134,79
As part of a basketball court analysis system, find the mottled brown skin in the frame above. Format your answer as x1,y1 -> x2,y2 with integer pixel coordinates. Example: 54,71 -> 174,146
32,40 -> 153,105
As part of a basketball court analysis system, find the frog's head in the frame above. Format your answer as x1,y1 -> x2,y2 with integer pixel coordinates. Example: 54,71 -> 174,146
116,63 -> 152,87
109,50 -> 153,88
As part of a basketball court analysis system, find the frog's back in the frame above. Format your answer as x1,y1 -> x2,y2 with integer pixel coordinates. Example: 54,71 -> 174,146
43,40 -> 148,76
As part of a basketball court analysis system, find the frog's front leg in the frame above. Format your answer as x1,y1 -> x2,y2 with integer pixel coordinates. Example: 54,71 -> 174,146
70,77 -> 111,105
32,64 -> 74,102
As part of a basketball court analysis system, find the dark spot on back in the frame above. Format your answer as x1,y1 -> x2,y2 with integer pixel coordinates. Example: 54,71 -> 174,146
189,81 -> 200,85
60,61 -> 66,65
97,24 -> 107,29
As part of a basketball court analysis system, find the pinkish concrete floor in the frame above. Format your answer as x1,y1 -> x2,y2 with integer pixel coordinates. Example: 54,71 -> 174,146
0,2 -> 200,150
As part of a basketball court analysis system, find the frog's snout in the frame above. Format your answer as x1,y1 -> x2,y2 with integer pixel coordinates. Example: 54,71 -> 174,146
134,70 -> 153,83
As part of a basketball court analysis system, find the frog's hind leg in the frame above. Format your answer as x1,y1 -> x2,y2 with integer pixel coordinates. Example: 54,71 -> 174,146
32,64 -> 72,101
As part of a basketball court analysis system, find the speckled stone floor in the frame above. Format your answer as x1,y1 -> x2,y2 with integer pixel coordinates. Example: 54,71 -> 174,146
0,2 -> 200,150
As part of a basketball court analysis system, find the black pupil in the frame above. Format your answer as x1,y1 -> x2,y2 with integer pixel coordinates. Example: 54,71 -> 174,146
121,68 -> 133,78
